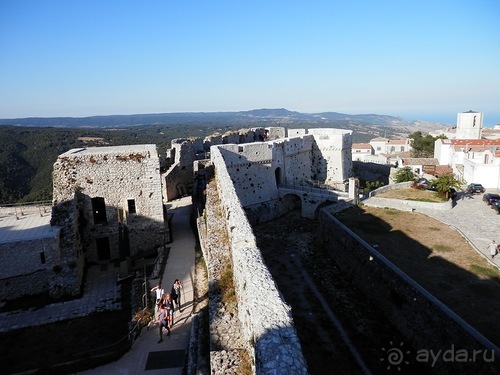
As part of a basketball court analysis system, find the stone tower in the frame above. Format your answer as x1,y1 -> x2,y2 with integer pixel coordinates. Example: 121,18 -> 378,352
456,110 -> 483,140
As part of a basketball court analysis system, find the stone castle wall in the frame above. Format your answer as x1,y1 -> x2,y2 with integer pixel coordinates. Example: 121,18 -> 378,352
48,197 -> 85,298
210,145 -> 309,374
0,236 -> 60,300
52,145 -> 165,262
213,129 -> 353,209
308,128 -> 353,189
163,128 -> 275,201
0,197 -> 85,300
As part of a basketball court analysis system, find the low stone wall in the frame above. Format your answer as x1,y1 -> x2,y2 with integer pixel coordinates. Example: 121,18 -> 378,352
368,181 -> 413,196
211,147 -> 308,374
366,182 -> 453,211
318,207 -> 500,371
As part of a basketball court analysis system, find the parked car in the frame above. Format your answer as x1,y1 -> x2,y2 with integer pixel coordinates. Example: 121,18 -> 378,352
482,193 -> 500,205
492,200 -> 500,214
467,183 -> 485,194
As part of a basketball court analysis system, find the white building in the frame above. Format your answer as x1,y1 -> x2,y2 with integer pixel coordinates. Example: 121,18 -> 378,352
434,138 -> 500,189
369,137 -> 412,155
429,111 -> 500,189
456,110 -> 483,140
351,143 -> 372,161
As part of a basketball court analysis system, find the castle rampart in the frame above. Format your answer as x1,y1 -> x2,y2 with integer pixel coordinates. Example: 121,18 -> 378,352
208,145 -> 309,374
163,127 -> 281,201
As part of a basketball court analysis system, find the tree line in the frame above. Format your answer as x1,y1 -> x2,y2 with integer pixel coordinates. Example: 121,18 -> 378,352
0,124 -> 238,204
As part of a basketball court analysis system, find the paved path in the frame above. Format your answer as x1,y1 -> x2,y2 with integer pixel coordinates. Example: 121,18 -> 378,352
364,189 -> 500,268
79,196 -> 196,375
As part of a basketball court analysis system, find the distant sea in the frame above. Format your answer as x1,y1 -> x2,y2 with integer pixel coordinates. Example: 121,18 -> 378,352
401,112 -> 500,127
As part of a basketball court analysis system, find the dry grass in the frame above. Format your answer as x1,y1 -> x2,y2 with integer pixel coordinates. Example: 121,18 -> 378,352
216,256 -> 237,314
376,187 -> 446,202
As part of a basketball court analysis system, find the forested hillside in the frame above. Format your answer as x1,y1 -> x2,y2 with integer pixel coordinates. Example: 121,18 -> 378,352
0,124 -> 239,204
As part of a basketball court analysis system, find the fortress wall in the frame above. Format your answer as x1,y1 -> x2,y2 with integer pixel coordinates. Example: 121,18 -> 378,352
211,146 -> 308,374
203,134 -> 222,150
164,129 -> 279,201
216,143 -> 279,207
164,138 -> 205,200
318,208 -> 500,365
308,129 -> 353,187
279,136 -> 315,187
288,129 -> 307,137
0,236 -> 60,300
52,145 -> 165,261
162,164 -> 181,201
222,132 -> 240,144
244,198 -> 290,226
265,126 -> 286,140
49,198 -> 85,298
53,146 -> 163,219
352,161 -> 393,186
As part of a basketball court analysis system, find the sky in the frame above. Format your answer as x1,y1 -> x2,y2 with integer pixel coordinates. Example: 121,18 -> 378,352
1,1 -> 499,125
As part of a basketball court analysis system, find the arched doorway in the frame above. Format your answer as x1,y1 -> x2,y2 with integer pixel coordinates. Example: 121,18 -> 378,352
275,167 -> 282,186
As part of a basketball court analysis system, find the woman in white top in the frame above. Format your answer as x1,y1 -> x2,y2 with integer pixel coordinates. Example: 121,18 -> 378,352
151,283 -> 164,311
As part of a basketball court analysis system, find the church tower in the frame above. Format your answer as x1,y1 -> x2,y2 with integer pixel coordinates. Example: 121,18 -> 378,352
456,110 -> 483,140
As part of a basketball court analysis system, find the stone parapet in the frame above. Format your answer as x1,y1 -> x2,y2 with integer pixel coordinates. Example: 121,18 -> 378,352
211,146 -> 308,375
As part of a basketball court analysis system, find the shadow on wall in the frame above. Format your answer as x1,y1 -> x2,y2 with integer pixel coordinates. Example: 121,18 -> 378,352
353,161 -> 392,186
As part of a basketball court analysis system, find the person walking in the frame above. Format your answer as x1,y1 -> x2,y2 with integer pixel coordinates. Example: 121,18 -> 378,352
157,305 -> 171,343
164,293 -> 175,328
151,282 -> 164,311
488,240 -> 498,260
171,279 -> 183,311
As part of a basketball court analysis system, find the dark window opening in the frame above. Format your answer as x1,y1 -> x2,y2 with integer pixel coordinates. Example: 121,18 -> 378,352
127,199 -> 136,214
40,252 -> 46,264
96,237 -> 111,261
92,197 -> 107,224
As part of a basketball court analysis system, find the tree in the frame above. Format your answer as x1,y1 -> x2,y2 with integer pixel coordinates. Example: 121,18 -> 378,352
429,174 -> 463,199
394,167 -> 416,183
408,131 -> 439,158
362,180 -> 384,195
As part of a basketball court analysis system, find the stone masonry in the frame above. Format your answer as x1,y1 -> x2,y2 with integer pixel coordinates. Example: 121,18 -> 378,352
206,145 -> 309,374
52,144 -> 166,264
